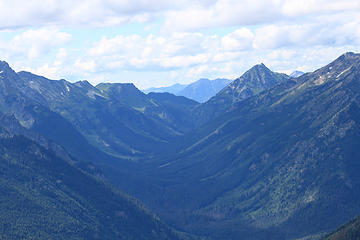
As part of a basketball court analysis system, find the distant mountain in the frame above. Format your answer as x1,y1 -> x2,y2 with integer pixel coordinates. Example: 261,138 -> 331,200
193,63 -> 289,125
143,83 -> 187,94
96,82 -> 198,134
110,52 -> 360,239
290,70 -> 305,78
0,61 -> 191,240
14,72 -> 198,159
175,78 -> 231,103
323,214 -> 360,240
144,78 -> 231,103
146,92 -> 199,132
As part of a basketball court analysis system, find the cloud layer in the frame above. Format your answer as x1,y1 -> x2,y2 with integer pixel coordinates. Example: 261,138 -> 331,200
0,0 -> 359,88
0,0 -> 358,30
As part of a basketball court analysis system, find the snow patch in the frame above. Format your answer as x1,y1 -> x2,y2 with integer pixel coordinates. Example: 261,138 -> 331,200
159,162 -> 171,168
314,76 -> 325,85
336,66 -> 352,79
29,81 -> 41,92
87,90 -> 104,99
102,140 -> 110,147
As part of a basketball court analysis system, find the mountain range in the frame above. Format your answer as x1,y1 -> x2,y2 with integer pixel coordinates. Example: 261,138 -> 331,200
143,71 -> 303,104
289,70 -> 305,78
192,63 -> 289,126
0,62 -> 195,239
144,78 -> 231,103
10,70 -> 199,160
0,53 -> 359,239
106,53 -> 360,239
143,83 -> 187,95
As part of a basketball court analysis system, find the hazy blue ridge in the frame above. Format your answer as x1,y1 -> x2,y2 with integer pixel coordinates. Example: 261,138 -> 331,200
143,78 -> 231,103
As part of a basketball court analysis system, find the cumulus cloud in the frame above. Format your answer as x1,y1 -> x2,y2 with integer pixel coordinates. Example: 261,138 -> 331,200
86,13 -> 360,74
281,0 -> 360,17
88,32 -> 217,71
253,15 -> 360,50
0,0 -> 359,89
7,27 -> 71,59
221,28 -> 254,51
164,0 -> 280,31
0,0 -> 357,32
163,0 -> 360,31
20,63 -> 61,80
0,0 -> 214,29
74,59 -> 96,73
0,0 -> 353,31
33,64 -> 60,79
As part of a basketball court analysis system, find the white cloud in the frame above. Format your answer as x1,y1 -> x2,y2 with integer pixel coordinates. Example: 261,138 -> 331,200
8,27 -> 71,59
163,0 -> 360,31
54,48 -> 68,66
0,0 -> 357,32
281,0 -> 360,17
88,32 -> 217,71
74,59 -> 97,73
0,0 -> 359,90
253,15 -> 360,50
221,28 -> 254,51
21,63 -> 60,80
0,0 -> 213,29
86,13 -> 360,75
88,35 -> 142,56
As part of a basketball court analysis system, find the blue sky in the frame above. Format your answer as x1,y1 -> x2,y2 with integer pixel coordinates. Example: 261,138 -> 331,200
0,0 -> 359,89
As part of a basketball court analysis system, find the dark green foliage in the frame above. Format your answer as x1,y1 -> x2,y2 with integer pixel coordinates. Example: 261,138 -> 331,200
323,215 -> 360,240
0,134 -> 183,240
106,53 -> 360,239
147,92 -> 199,132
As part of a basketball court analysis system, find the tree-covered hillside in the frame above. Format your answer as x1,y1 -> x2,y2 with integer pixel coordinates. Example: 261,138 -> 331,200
323,215 -> 360,240
0,131 -> 185,239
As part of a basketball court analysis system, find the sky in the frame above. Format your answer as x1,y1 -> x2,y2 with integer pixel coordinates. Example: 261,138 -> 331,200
0,0 -> 359,90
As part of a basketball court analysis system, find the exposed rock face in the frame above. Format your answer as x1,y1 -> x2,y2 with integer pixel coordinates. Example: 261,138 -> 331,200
193,63 -> 289,125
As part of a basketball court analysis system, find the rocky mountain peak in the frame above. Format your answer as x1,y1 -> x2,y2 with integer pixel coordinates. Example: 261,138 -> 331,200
219,62 -> 288,99
290,70 -> 305,78
332,52 -> 360,66
96,82 -> 143,97
0,60 -> 11,71
0,61 -> 18,80
241,63 -> 273,78
74,80 -> 94,90
298,52 -> 360,88
253,62 -> 267,70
